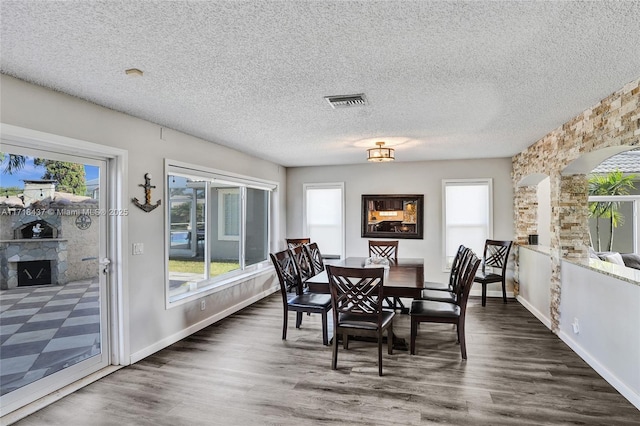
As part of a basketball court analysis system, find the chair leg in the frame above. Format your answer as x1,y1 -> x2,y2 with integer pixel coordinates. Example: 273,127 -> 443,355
378,331 -> 383,376
332,329 -> 338,370
458,319 -> 467,360
502,278 -> 507,303
481,283 -> 487,306
282,309 -> 288,340
387,322 -> 393,355
321,311 -> 328,346
296,312 -> 303,328
410,317 -> 417,355
343,332 -> 349,349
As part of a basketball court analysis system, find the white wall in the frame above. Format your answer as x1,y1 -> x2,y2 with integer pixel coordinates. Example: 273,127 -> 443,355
1,75 -> 286,361
286,159 -> 514,292
559,261 -> 640,409
516,246 -> 640,409
517,246 -> 552,329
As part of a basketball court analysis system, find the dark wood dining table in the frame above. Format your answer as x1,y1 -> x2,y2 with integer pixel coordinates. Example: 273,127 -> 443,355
306,257 -> 425,299
305,257 -> 426,350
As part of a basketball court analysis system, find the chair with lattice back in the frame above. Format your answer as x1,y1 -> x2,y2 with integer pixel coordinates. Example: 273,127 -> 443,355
410,251 -> 481,359
368,240 -> 402,310
368,240 -> 398,262
422,245 -> 468,292
286,238 -> 310,249
418,245 -> 473,304
326,265 -> 395,376
303,242 -> 325,276
290,244 -> 314,283
270,249 -> 331,345
473,239 -> 513,306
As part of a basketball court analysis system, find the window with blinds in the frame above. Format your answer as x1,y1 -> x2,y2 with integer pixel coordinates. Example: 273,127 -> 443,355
442,179 -> 493,270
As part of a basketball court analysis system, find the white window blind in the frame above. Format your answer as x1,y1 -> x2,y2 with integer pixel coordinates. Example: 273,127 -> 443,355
443,179 -> 493,270
304,183 -> 344,258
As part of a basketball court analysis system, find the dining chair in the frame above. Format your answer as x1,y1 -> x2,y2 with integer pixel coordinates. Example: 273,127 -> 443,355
409,251 -> 480,359
326,265 -> 395,376
270,249 -> 331,345
303,242 -> 325,276
368,240 -> 402,311
422,245 -> 468,292
286,238 -> 310,249
473,239 -> 513,306
418,246 -> 473,304
368,240 -> 398,262
290,244 -> 314,283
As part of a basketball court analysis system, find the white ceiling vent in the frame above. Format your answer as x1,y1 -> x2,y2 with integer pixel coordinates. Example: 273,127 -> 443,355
324,93 -> 367,109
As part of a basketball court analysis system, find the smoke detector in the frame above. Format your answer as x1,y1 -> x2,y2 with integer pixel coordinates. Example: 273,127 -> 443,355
324,93 -> 367,109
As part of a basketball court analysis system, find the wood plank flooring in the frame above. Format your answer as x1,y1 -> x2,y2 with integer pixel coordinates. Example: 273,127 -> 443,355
14,295 -> 639,425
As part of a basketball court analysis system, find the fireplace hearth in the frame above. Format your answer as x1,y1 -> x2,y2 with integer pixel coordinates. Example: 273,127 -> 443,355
18,260 -> 52,286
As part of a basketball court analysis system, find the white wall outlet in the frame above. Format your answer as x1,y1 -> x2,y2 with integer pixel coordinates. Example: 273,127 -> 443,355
200,300 -> 206,311
132,243 -> 144,255
572,318 -> 580,334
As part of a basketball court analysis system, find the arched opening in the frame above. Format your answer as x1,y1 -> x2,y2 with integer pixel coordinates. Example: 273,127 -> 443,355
517,173 -> 551,247
564,146 -> 640,263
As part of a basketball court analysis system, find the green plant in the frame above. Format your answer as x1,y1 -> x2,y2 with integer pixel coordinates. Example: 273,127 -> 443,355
1,154 -> 87,195
588,169 -> 636,251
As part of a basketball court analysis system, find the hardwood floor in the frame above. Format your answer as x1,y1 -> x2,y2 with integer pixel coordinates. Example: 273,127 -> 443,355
14,295 -> 639,425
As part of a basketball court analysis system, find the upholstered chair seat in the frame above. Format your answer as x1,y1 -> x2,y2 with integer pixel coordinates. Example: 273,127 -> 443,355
409,300 -> 460,318
419,289 -> 457,304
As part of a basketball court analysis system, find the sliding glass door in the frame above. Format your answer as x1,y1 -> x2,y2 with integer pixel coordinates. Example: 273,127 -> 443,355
0,144 -> 110,414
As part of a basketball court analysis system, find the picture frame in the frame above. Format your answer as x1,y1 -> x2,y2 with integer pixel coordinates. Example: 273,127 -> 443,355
361,194 -> 424,239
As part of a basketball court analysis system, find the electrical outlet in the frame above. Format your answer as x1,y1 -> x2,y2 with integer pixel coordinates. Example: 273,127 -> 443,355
200,300 -> 206,311
132,243 -> 144,255
572,318 -> 580,334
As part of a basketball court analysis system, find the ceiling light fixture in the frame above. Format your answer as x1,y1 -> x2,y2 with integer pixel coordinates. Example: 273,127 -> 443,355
367,141 -> 395,162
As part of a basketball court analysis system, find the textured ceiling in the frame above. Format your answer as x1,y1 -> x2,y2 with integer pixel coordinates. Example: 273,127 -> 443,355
1,1 -> 639,167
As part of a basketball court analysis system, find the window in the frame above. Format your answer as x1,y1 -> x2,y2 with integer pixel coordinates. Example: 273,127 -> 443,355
218,188 -> 240,241
442,179 -> 493,270
166,161 -> 275,304
303,183 -> 344,259
588,195 -> 639,253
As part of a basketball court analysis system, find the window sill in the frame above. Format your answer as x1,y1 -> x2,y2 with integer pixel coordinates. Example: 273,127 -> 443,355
167,263 -> 275,308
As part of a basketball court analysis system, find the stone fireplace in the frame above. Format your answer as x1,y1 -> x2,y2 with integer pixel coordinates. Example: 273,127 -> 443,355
0,217 -> 67,289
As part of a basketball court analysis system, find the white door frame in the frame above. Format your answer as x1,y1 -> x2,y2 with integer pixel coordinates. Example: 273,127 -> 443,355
0,123 -> 128,415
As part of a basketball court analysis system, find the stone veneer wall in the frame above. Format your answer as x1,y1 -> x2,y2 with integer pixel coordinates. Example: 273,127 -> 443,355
512,77 -> 640,332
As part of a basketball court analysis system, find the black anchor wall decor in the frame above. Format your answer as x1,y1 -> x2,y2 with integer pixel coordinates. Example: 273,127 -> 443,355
132,173 -> 162,212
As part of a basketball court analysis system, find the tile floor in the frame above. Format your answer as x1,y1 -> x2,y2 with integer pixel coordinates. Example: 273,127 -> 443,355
0,279 -> 101,396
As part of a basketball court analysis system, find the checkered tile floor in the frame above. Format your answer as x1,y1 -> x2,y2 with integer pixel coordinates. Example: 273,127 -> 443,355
0,279 -> 101,396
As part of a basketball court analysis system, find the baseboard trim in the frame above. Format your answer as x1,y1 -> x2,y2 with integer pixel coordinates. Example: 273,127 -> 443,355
468,289 -> 514,299
130,286 -> 278,364
558,330 -> 640,410
516,295 -> 552,330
